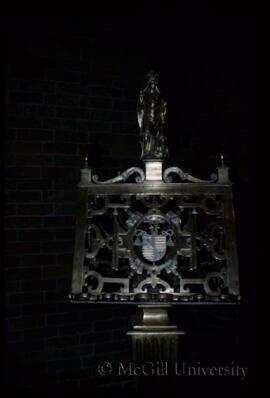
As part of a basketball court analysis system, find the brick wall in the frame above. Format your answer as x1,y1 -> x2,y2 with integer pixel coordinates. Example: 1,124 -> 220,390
4,16 -> 253,393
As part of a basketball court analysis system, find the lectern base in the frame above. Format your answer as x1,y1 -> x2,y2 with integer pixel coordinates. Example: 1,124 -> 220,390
127,305 -> 185,364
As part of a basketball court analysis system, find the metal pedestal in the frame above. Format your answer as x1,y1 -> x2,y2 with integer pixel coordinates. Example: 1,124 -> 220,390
127,305 -> 185,364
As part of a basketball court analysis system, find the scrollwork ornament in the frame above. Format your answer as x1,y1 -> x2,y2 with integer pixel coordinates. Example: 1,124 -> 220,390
92,167 -> 145,184
163,167 -> 217,183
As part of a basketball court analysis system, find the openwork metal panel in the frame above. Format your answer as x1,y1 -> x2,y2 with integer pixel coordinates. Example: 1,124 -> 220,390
69,71 -> 240,305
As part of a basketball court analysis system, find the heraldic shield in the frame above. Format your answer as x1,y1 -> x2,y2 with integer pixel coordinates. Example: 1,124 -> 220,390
142,233 -> 167,262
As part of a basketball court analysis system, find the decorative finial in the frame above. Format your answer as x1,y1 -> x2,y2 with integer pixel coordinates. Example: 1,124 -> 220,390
137,70 -> 169,160
84,154 -> 89,168
217,152 -> 230,183
80,154 -> 92,184
220,152 -> 225,168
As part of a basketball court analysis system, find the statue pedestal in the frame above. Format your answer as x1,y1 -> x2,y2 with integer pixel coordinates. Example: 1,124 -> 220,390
144,160 -> 163,181
127,305 -> 185,364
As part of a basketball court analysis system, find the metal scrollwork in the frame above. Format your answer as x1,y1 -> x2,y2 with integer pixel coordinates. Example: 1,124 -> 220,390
203,222 -> 226,261
139,195 -> 170,209
163,167 -> 217,183
177,195 -> 223,216
179,271 -> 226,296
70,190 -> 238,302
85,224 -> 105,259
84,270 -> 129,294
88,196 -> 110,216
92,167 -> 145,184
133,275 -> 174,294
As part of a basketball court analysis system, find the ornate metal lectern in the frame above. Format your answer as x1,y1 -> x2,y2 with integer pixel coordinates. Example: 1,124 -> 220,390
69,71 -> 240,363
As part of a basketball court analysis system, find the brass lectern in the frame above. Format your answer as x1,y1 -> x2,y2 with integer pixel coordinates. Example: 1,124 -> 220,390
69,71 -> 240,364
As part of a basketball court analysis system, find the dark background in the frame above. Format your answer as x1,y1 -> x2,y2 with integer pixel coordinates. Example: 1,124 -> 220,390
4,13 -> 255,394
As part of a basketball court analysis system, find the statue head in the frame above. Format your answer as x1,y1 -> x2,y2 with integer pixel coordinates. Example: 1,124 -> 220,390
146,70 -> 159,90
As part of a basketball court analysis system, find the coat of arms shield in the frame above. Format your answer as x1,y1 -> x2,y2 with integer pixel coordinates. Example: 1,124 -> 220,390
142,233 -> 167,262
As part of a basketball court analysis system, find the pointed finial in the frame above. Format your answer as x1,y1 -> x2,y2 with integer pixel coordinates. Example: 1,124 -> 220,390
220,152 -> 225,168
80,154 -> 92,184
217,152 -> 230,183
84,154 -> 88,168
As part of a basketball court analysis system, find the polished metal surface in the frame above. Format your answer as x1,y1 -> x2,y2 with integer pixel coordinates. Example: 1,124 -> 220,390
127,305 -> 185,364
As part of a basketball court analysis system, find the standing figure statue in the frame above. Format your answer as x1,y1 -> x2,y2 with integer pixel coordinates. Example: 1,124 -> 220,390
137,70 -> 169,160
